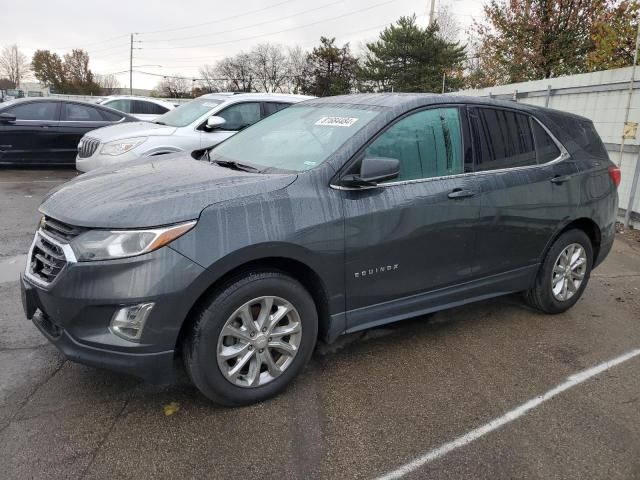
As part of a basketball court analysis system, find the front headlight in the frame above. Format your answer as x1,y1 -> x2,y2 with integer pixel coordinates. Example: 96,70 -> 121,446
100,137 -> 147,156
70,220 -> 196,261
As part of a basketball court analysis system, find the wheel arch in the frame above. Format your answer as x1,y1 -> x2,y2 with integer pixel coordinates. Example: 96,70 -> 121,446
175,255 -> 331,355
542,217 -> 602,265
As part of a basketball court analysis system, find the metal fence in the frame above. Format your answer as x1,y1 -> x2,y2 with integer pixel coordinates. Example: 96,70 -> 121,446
456,66 -> 640,227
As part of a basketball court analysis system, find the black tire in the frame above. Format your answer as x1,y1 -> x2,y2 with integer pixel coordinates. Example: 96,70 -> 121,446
183,271 -> 318,406
526,229 -> 593,314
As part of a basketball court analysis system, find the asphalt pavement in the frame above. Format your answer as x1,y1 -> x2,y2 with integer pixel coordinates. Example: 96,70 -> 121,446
1,168 -> 639,480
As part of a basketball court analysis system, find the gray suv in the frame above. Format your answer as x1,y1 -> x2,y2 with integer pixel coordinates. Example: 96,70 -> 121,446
21,94 -> 619,405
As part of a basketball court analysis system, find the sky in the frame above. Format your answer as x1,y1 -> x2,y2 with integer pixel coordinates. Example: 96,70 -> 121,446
3,0 -> 485,90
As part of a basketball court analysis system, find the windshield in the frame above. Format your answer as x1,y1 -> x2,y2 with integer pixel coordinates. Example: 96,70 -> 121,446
155,98 -> 223,127
210,105 -> 381,172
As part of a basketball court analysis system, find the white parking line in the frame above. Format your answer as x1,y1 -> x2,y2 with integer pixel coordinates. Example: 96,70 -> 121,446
376,348 -> 640,480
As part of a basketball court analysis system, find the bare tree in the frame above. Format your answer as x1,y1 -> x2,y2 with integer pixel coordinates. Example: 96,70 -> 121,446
0,44 -> 30,87
96,73 -> 120,95
156,75 -> 192,98
436,4 -> 461,43
198,64 -> 221,92
286,46 -> 310,94
216,53 -> 254,92
250,43 -> 289,93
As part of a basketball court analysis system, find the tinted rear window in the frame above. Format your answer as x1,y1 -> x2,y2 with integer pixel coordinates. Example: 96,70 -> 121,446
62,103 -> 103,121
471,108 -> 537,171
133,100 -> 169,115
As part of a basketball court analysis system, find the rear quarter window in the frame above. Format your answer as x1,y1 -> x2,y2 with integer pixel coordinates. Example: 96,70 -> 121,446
98,108 -> 125,122
531,120 -> 561,164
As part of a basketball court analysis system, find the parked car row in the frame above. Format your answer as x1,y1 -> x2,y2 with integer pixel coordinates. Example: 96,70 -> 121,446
20,93 -> 620,406
0,98 -> 138,165
0,93 -> 311,168
77,93 -> 311,172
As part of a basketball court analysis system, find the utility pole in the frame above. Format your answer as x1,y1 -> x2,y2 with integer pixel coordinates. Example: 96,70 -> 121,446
129,33 -> 142,95
428,0 -> 437,26
129,33 -> 133,95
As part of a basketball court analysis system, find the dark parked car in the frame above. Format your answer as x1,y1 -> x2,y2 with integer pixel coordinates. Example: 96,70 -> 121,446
21,94 -> 619,405
0,98 -> 137,165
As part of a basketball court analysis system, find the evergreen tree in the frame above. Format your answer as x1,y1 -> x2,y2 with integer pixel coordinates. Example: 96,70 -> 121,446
359,15 -> 466,93
303,37 -> 358,97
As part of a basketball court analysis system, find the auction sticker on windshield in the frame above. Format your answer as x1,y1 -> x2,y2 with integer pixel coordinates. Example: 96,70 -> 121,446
315,116 -> 359,127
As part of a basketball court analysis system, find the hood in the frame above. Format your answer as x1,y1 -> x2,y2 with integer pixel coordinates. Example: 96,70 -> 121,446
40,155 -> 297,229
85,121 -> 178,142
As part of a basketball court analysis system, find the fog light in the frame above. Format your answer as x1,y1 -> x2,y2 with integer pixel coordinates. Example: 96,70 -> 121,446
109,303 -> 154,341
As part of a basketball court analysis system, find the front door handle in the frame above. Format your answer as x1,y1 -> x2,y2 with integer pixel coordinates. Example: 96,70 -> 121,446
448,188 -> 475,199
550,175 -> 571,184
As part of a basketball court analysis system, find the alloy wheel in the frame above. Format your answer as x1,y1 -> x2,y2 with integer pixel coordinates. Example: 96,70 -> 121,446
551,243 -> 587,302
216,296 -> 302,388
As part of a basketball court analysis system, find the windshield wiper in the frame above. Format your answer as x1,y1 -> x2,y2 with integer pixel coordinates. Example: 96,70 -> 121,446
211,159 -> 262,173
154,121 -> 166,125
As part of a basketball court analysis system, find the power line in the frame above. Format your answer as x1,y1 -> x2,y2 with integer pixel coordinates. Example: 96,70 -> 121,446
144,0 -> 345,45
90,49 -> 131,60
49,34 -> 130,51
124,12 -> 428,70
142,0 -> 403,50
139,0 -> 301,36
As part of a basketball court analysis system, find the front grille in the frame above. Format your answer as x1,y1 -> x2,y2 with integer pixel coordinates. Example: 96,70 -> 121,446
41,216 -> 85,243
29,234 -> 67,285
27,217 -> 84,286
78,137 -> 100,158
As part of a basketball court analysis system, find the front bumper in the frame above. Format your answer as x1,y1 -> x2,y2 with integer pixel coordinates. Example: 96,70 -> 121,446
21,245 -> 207,383
30,307 -> 175,383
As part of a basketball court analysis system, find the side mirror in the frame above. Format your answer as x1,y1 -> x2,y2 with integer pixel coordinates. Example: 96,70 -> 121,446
0,112 -> 16,123
341,156 -> 400,187
205,115 -> 226,131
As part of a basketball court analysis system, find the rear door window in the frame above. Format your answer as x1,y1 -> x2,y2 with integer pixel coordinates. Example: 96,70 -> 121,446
365,107 -> 463,182
217,102 -> 261,130
6,101 -> 59,121
62,103 -> 104,121
263,102 -> 290,117
105,99 -> 132,113
133,100 -> 169,115
470,108 -> 537,170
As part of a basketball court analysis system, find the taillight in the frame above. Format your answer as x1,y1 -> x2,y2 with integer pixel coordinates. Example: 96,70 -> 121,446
608,165 -> 621,188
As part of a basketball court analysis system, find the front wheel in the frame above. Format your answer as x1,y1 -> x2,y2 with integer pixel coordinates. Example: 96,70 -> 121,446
526,229 -> 593,314
183,271 -> 318,406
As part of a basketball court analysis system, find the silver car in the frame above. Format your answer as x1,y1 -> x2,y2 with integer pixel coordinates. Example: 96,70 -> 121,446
76,93 -> 313,172
98,96 -> 176,122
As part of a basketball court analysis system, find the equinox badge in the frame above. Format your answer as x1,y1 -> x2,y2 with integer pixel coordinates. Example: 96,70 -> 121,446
354,264 -> 399,278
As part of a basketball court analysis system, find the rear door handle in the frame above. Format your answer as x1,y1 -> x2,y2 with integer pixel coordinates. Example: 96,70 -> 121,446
448,188 -> 475,199
550,175 -> 571,184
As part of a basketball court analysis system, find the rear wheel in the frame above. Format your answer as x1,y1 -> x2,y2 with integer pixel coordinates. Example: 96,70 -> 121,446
183,271 -> 318,406
526,229 -> 593,313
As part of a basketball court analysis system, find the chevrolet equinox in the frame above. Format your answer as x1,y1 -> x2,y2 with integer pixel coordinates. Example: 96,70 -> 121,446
21,94 -> 620,405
